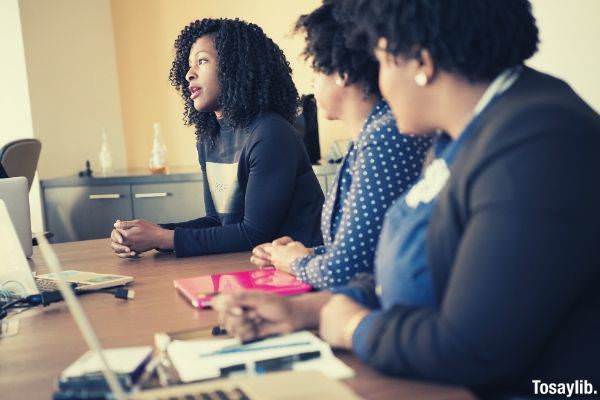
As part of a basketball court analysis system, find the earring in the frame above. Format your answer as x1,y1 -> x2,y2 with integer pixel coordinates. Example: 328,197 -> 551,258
414,72 -> 428,87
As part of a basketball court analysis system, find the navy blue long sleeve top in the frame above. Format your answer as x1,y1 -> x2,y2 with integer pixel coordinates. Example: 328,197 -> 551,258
162,113 -> 324,257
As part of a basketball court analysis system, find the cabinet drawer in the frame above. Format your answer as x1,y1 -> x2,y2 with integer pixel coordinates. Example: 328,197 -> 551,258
44,185 -> 132,243
131,182 -> 205,224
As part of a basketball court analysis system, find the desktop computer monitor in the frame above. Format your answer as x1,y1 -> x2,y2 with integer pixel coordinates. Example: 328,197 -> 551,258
294,94 -> 321,165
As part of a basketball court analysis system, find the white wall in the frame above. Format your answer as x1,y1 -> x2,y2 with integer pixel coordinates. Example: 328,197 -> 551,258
19,0 -> 127,179
529,0 -> 600,112
0,0 -> 43,232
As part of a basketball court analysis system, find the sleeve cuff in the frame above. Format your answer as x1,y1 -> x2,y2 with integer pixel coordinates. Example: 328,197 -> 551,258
331,286 -> 372,308
313,245 -> 327,255
329,285 -> 379,310
291,253 -> 315,282
351,310 -> 383,362
173,227 -> 199,258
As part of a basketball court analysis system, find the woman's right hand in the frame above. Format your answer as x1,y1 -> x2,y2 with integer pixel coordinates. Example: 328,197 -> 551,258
109,220 -> 137,258
213,292 -> 297,341
213,291 -> 330,342
250,236 -> 294,268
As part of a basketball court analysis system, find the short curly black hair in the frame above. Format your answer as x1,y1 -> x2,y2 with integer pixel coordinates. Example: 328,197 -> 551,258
295,1 -> 379,97
169,18 -> 299,143
341,0 -> 539,82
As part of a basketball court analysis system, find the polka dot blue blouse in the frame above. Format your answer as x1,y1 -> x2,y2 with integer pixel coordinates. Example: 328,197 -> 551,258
291,100 -> 433,289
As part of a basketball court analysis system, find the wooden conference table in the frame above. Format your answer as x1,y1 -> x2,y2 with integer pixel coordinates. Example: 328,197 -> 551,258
0,239 -> 475,400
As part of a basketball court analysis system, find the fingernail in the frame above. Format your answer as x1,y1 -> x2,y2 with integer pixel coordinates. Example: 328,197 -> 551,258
118,238 -> 122,243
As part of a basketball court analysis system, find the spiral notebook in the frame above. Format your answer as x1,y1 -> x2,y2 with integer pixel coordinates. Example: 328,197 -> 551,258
174,267 -> 312,308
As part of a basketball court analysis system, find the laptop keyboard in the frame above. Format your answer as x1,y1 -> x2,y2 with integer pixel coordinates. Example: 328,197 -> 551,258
164,388 -> 251,400
34,278 -> 86,292
34,278 -> 60,292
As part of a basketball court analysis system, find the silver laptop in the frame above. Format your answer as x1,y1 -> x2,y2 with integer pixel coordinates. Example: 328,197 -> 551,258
35,233 -> 362,400
0,201 -> 132,299
0,177 -> 32,257
0,200 -> 39,299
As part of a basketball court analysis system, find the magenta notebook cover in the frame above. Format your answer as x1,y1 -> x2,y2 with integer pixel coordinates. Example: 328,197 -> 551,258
173,267 -> 312,308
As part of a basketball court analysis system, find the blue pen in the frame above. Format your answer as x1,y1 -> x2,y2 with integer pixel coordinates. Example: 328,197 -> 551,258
199,341 -> 312,357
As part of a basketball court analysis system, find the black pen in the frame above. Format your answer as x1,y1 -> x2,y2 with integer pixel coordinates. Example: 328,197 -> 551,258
218,350 -> 322,377
254,350 -> 322,373
210,326 -> 277,344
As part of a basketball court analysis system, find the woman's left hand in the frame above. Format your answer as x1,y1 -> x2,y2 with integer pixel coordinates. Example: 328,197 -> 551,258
264,240 -> 312,274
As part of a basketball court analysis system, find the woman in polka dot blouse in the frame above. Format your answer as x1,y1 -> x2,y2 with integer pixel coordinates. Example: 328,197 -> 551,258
250,3 -> 432,289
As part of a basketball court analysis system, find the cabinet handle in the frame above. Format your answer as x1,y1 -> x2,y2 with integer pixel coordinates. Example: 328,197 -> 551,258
134,192 -> 170,199
88,193 -> 122,200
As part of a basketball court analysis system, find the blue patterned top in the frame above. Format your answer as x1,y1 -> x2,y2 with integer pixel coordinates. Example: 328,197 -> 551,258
291,101 -> 433,288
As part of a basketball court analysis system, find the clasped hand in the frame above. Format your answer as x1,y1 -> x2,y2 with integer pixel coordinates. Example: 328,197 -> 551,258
109,219 -> 174,258
250,236 -> 312,273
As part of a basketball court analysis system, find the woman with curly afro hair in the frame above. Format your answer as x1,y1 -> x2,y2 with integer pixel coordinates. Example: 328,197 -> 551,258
110,18 -> 324,258
249,0 -> 432,290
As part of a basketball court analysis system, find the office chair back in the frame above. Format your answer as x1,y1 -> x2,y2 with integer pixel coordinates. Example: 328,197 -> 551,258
0,138 -> 42,191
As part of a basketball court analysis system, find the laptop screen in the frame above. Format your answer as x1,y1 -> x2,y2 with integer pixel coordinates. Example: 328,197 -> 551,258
0,177 -> 32,257
0,162 -> 8,178
0,200 -> 39,298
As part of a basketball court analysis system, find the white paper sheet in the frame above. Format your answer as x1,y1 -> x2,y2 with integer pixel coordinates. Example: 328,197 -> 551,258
166,331 -> 354,382
62,346 -> 153,378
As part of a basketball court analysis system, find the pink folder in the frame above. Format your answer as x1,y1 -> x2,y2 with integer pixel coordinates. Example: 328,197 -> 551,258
173,267 -> 312,309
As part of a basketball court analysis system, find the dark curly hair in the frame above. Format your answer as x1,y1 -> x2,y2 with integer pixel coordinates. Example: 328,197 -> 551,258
169,18 -> 299,143
340,0 -> 539,82
295,0 -> 379,97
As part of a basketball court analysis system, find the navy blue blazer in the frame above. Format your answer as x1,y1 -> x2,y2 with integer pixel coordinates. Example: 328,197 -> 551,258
342,67 -> 600,397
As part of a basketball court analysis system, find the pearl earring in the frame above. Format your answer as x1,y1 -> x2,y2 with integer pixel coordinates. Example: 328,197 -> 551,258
415,72 -> 428,87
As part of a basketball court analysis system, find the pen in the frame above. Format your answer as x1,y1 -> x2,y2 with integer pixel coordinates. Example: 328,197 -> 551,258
255,350 -> 321,373
199,340 -> 312,357
156,362 -> 169,387
131,353 -> 162,391
240,333 -> 278,345
219,350 -> 322,376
